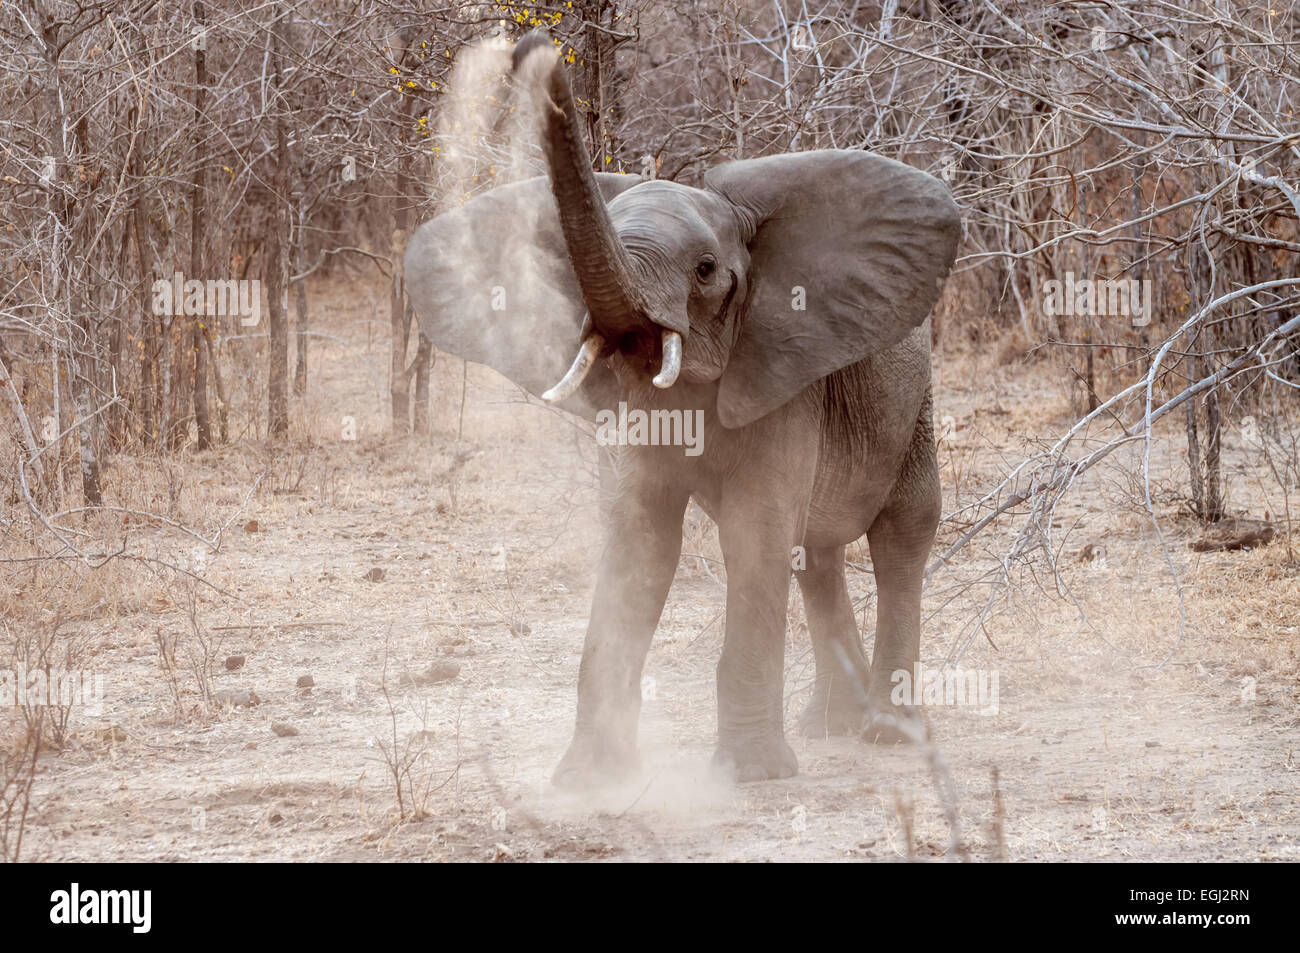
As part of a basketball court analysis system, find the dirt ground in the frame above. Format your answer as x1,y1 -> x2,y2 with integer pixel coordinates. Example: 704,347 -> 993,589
12,273 -> 1300,862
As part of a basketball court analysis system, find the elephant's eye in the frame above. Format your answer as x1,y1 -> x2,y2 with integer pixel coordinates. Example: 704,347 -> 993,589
695,257 -> 716,281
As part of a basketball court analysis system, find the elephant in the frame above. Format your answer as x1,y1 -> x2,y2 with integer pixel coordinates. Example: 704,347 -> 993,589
403,34 -> 961,785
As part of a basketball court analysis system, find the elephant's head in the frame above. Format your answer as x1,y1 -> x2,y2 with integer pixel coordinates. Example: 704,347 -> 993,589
405,34 -> 960,428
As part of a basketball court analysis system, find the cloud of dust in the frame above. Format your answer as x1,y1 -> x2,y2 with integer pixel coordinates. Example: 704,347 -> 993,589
429,38 -> 544,214
536,754 -> 740,824
405,37 -> 598,402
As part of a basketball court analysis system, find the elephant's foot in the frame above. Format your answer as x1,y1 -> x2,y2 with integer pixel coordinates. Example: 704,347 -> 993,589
712,734 -> 798,782
552,733 -> 638,789
796,681 -> 869,738
863,709 -> 923,745
861,696 -> 925,745
862,665 -> 927,745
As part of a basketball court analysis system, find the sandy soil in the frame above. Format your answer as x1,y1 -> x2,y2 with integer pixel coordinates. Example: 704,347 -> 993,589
13,274 -> 1300,862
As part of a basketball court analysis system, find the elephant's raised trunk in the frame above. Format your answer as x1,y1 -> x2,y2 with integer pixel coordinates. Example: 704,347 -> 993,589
514,34 -> 679,393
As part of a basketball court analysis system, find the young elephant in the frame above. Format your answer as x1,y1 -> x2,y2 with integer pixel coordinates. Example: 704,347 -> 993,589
404,35 -> 961,784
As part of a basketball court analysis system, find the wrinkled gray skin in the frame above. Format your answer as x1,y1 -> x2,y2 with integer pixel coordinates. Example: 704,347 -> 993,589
404,35 -> 961,785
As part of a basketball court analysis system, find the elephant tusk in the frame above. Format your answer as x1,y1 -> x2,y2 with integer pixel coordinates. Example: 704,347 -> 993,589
542,334 -> 606,403
652,330 -> 682,389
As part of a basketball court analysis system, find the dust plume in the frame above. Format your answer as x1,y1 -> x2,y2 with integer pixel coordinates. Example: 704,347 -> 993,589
407,36 -> 596,403
429,37 -> 544,213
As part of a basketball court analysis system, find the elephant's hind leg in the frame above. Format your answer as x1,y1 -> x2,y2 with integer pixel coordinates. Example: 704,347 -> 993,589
863,406 -> 941,744
795,544 -> 871,737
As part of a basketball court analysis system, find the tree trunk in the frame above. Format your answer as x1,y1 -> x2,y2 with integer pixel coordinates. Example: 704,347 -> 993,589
33,0 -> 101,504
159,315 -> 174,450
390,31 -> 416,435
266,3 -> 291,439
1186,241 -> 1224,523
107,236 -> 126,450
1204,373 -> 1223,520
412,333 -> 433,436
293,195 -> 309,396
191,0 -> 211,449
1185,350 -> 1204,519
206,332 -> 229,442
390,280 -> 411,434
130,139 -> 156,445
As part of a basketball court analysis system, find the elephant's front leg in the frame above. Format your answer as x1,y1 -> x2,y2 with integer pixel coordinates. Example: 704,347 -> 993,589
553,476 -> 689,788
712,494 -> 806,782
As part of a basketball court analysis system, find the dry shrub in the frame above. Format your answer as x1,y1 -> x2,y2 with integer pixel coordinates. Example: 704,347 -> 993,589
0,708 -> 41,863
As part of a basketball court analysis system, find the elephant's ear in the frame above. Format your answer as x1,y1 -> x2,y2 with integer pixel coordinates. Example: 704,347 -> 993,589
704,150 -> 960,428
403,173 -> 641,415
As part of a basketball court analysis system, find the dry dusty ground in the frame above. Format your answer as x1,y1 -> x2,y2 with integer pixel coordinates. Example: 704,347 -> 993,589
9,273 -> 1300,862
